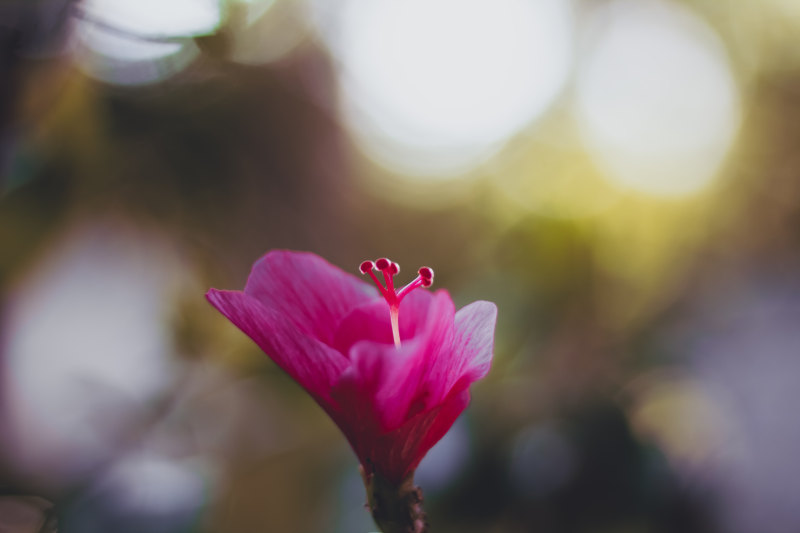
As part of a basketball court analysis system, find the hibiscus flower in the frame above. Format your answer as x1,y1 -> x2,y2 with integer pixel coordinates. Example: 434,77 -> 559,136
207,250 -> 496,532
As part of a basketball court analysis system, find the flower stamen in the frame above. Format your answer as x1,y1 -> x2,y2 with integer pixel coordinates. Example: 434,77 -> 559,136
360,259 -> 435,348
360,260 -> 388,299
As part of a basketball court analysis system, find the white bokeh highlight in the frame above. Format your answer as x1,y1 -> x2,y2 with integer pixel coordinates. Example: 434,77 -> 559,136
574,0 -> 740,196
74,0 -> 220,85
2,223 -> 184,484
318,0 -> 574,177
81,0 -> 220,38
230,0 -> 310,65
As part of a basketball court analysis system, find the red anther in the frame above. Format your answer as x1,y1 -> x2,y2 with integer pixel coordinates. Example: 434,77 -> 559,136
375,258 -> 391,271
390,262 -> 400,275
360,260 -> 375,274
418,267 -> 433,280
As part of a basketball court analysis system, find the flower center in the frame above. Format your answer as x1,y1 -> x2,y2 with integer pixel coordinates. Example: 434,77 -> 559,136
359,258 -> 434,348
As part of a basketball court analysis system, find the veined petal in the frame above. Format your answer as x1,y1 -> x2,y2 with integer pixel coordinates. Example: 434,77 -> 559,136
329,339 -> 400,437
369,387 -> 471,485
207,250 -> 498,492
243,250 -> 378,344
206,289 -> 349,405
392,290 -> 458,410
451,300 -> 498,386
332,290 -> 455,431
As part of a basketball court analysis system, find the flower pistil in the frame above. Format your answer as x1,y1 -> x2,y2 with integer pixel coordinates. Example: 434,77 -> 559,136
359,258 -> 434,348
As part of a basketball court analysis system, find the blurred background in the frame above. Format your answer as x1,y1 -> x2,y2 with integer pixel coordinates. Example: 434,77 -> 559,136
1,0 -> 800,531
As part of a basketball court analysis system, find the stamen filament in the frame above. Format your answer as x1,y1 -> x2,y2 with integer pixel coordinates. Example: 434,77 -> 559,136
382,269 -> 396,297
396,277 -> 425,301
390,306 -> 401,348
366,270 -> 389,299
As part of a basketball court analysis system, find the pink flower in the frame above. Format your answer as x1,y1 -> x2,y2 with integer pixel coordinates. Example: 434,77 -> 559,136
206,250 -> 496,485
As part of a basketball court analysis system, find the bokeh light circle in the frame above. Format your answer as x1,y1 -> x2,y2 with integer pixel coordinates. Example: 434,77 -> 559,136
73,0 -> 221,85
317,0 -> 574,178
574,0 -> 741,196
230,0 -> 310,65
2,224 -> 184,483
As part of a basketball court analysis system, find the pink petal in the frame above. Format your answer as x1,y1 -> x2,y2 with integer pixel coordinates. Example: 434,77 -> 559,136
370,387 -> 471,484
331,290 -> 455,431
325,358 -> 383,462
331,290 -> 434,354
242,250 -> 378,345
397,290 -> 457,410
392,289 -> 436,338
331,300 -> 394,354
206,288 -> 349,405
329,340 -> 405,438
452,300 -> 497,385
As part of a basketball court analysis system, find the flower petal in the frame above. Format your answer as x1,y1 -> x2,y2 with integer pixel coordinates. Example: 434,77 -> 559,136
370,387 -> 471,484
452,300 -> 497,385
329,340 -> 403,439
331,300 -> 393,354
331,290 -> 455,431
243,250 -> 378,344
331,289 -> 434,355
206,288 -> 349,405
399,291 -> 458,409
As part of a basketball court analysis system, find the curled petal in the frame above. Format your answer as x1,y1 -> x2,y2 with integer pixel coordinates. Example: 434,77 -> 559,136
452,300 -> 498,385
243,250 -> 378,344
206,289 -> 349,405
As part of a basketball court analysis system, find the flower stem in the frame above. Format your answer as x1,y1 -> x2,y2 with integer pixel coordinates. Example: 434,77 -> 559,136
361,467 -> 428,533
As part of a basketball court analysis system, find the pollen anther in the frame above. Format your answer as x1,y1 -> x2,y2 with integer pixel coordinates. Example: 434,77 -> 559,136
360,260 -> 375,274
